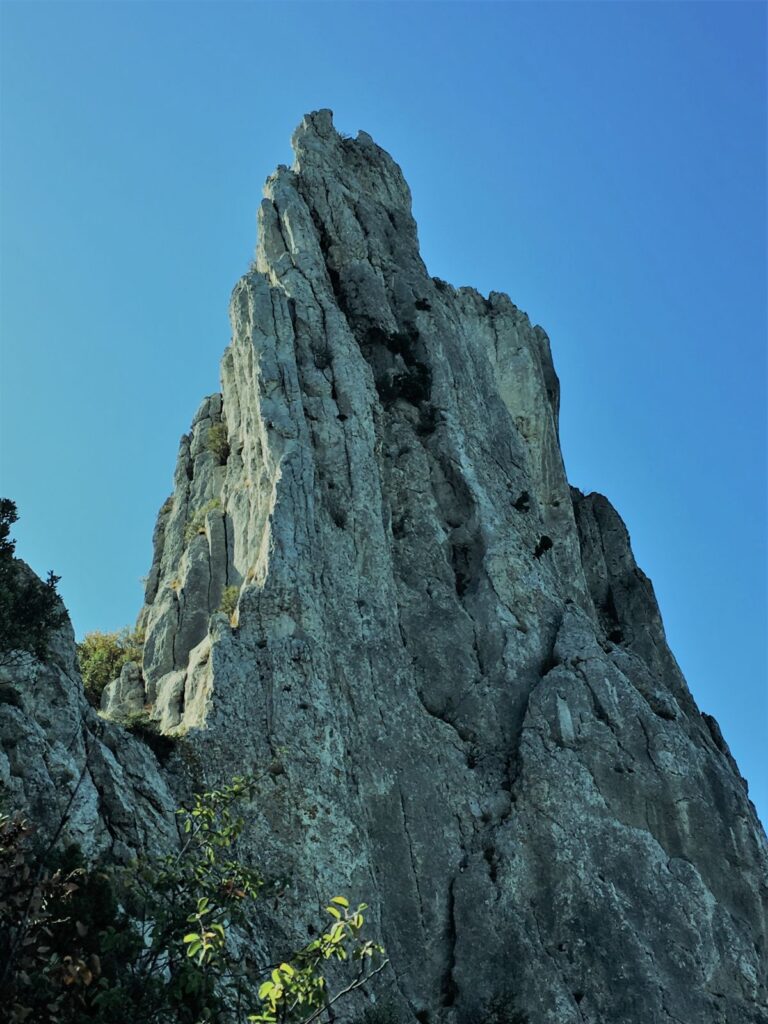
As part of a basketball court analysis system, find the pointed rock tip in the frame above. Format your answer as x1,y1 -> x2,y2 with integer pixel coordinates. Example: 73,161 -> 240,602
292,108 -> 337,146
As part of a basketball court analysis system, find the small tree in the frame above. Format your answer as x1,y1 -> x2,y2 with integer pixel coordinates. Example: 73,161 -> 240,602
0,498 -> 67,661
219,585 -> 240,623
77,627 -> 145,706
206,423 -> 230,464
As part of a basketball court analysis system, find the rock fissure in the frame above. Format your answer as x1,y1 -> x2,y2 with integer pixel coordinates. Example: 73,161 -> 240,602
398,786 -> 427,943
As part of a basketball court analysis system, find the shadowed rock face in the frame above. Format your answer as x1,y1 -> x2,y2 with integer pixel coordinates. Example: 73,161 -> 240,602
0,566 -> 178,862
10,110 -> 766,1022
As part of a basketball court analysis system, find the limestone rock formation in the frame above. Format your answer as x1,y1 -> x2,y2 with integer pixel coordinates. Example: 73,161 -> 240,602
0,566 -> 177,861
7,110 -> 768,1023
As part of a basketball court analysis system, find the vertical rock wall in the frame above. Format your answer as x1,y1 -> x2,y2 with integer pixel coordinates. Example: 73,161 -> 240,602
115,111 -> 768,1022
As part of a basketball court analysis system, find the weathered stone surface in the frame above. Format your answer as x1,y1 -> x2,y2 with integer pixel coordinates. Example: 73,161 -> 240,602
4,111 -> 767,1023
101,660 -> 144,718
126,110 -> 767,1022
0,564 -> 177,860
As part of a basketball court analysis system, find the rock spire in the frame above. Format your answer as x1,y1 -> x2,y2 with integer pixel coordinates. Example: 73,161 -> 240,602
8,110 -> 768,1023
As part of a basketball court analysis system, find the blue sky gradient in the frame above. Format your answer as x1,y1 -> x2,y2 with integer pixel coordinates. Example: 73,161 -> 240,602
1,2 -> 765,823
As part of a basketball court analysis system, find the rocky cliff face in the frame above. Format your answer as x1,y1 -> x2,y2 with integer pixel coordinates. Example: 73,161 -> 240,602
0,568 -> 177,862
9,110 -> 768,1023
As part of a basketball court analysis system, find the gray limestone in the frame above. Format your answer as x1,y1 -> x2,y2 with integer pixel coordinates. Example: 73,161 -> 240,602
133,110 -> 767,1022
3,110 -> 766,1023
0,565 -> 177,860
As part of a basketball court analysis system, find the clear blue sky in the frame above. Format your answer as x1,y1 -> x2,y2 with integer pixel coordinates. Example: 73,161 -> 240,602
1,2 -> 765,823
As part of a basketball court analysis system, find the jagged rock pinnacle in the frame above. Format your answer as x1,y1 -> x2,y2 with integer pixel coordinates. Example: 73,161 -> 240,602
9,111 -> 767,1023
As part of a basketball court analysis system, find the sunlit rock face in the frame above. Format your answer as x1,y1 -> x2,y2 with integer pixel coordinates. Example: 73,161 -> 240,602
104,110 -> 767,1021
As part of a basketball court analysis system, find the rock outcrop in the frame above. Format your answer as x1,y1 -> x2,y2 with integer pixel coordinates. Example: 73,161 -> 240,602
9,110 -> 768,1023
0,567 -> 177,862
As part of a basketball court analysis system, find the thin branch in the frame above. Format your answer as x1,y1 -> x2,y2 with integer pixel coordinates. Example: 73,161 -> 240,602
299,959 -> 391,1024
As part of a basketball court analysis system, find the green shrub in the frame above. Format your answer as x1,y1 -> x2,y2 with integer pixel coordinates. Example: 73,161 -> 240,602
206,422 -> 230,463
184,498 -> 222,543
219,585 -> 239,621
77,627 -> 144,706
121,708 -> 175,760
0,499 -> 67,661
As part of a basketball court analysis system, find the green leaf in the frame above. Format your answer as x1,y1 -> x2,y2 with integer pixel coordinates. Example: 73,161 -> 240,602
326,905 -> 341,920
183,933 -> 200,944
331,895 -> 349,908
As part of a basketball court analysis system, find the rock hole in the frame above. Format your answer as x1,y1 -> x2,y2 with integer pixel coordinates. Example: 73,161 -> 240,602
309,207 -> 345,307
415,297 -> 432,311
513,491 -> 531,512
540,647 -> 560,677
483,846 -> 499,883
416,1012 -> 430,1024
362,324 -> 421,362
355,324 -> 432,407
573,991 -> 585,1005
416,404 -> 439,436
337,413 -> 348,421
327,264 -> 343,302
330,506 -> 347,529
314,348 -> 331,372
451,544 -> 471,597
376,363 -> 431,406
600,587 -> 624,643
534,535 -> 553,559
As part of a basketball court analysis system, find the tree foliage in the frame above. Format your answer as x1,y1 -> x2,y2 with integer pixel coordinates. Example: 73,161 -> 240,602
206,423 -> 230,464
0,775 -> 387,1023
76,628 -> 145,706
219,586 -> 240,623
0,498 -> 67,661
